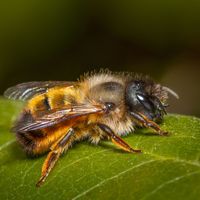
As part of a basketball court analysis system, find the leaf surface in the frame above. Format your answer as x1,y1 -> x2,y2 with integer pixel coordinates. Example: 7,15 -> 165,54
0,98 -> 200,200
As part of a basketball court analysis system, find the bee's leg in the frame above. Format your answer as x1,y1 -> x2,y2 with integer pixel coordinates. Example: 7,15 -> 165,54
130,112 -> 168,136
36,128 -> 75,187
97,123 -> 141,153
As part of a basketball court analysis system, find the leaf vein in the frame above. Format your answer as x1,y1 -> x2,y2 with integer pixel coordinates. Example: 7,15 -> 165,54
45,149 -> 109,186
0,139 -> 15,151
71,159 -> 155,200
141,170 -> 200,200
144,152 -> 200,167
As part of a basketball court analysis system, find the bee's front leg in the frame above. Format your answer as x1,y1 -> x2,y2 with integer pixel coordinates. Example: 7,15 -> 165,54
97,123 -> 141,153
130,112 -> 168,136
36,128 -> 75,187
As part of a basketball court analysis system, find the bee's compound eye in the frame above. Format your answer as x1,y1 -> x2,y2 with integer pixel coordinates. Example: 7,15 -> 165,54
105,102 -> 115,112
136,94 -> 145,101
136,93 -> 154,111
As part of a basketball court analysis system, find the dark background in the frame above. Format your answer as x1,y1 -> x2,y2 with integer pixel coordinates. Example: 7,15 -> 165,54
0,1 -> 199,116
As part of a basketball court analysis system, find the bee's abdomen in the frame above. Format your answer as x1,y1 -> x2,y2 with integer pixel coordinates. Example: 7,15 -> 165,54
34,96 -> 52,111
13,111 -> 44,155
15,131 -> 37,155
27,86 -> 78,113
14,110 -> 74,156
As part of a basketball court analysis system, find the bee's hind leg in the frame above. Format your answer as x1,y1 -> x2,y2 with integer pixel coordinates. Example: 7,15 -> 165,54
36,128 -> 75,187
97,123 -> 141,153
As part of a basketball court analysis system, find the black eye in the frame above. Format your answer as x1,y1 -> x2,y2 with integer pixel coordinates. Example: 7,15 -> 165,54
125,80 -> 144,111
136,94 -> 154,111
136,94 -> 145,101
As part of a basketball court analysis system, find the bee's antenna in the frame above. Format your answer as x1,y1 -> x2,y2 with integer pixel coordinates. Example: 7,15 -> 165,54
162,86 -> 179,99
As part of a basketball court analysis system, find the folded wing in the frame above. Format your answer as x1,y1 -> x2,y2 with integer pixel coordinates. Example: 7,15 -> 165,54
15,104 -> 105,132
4,81 -> 74,101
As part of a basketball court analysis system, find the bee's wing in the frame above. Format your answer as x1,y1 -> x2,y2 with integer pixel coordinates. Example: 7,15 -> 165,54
4,81 -> 75,101
15,104 -> 105,132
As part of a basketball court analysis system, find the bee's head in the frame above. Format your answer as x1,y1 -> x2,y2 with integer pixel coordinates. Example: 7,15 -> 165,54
125,80 -> 169,122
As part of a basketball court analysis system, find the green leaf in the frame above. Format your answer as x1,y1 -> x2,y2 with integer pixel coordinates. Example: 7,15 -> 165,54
0,98 -> 200,200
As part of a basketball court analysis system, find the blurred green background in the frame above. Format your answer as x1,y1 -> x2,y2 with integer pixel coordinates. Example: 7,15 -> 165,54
0,0 -> 199,116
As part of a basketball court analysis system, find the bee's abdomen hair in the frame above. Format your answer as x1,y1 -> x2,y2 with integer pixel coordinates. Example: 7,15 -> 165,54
15,131 -> 36,156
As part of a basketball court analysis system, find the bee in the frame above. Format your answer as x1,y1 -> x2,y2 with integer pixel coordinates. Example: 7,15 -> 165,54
4,70 -> 178,187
